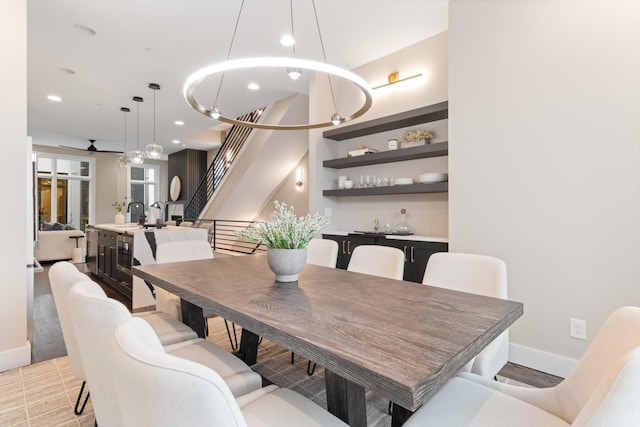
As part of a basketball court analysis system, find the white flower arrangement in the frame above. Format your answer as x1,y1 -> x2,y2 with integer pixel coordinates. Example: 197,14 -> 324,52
401,128 -> 434,143
235,201 -> 330,249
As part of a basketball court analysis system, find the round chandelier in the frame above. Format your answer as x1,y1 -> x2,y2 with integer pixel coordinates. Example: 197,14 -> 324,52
183,0 -> 373,131
184,57 -> 373,130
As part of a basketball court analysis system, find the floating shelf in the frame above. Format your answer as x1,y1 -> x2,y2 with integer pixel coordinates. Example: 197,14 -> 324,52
323,101 -> 448,141
323,182 -> 448,197
323,142 -> 448,169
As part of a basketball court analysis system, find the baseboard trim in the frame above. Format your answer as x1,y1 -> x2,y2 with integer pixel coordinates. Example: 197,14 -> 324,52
509,343 -> 577,378
0,341 -> 31,372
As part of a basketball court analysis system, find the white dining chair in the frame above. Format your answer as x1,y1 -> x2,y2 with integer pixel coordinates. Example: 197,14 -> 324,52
154,239 -> 238,350
423,252 -> 509,379
49,261 -> 202,414
306,238 -> 339,268
48,262 -> 94,415
67,279 -> 263,426
109,316 -> 348,427
347,245 -> 405,280
405,306 -> 640,427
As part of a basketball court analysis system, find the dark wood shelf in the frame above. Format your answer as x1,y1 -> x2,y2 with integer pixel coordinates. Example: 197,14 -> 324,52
323,182 -> 448,197
323,101 -> 448,141
323,142 -> 448,169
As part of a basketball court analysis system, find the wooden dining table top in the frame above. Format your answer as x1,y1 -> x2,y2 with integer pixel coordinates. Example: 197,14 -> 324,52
134,254 -> 523,412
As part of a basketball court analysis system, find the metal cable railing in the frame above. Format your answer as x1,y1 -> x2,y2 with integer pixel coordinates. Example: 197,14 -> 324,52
184,107 -> 265,220
210,219 -> 265,255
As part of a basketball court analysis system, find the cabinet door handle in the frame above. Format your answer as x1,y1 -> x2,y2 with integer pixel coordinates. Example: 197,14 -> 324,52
342,241 -> 346,254
411,246 -> 415,263
347,241 -> 352,255
403,246 -> 408,262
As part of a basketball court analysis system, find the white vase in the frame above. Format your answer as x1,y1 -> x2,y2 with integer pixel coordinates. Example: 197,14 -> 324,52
114,212 -> 125,224
267,248 -> 307,283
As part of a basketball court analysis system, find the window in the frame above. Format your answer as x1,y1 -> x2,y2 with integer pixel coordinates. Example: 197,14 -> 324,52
128,164 -> 159,215
36,153 -> 94,231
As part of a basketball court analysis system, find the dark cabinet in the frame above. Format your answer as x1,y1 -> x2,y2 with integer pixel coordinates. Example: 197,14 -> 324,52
323,234 -> 376,269
95,229 -> 132,298
378,239 -> 448,283
323,234 -> 447,283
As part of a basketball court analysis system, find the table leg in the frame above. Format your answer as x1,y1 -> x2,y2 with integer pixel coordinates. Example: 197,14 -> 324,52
324,369 -> 367,427
391,403 -> 414,427
180,299 -> 206,338
237,329 -> 260,365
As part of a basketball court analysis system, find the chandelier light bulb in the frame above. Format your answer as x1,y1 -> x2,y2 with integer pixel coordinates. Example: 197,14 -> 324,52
287,67 -> 302,80
117,155 -> 130,168
210,106 -> 221,119
145,142 -> 163,158
130,150 -> 145,164
331,113 -> 343,126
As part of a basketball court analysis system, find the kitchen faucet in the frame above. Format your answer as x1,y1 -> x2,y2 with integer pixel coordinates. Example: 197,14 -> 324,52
127,201 -> 146,224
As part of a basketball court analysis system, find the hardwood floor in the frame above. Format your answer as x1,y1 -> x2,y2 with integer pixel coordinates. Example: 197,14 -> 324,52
31,261 -> 563,388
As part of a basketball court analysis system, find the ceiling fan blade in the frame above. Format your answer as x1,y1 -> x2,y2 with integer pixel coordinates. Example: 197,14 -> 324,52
59,145 -> 88,151
95,150 -> 124,154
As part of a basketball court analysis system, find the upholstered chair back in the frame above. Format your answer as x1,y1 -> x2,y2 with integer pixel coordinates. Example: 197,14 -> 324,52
347,245 -> 404,280
154,240 -> 213,319
306,238 -> 339,268
48,261 -> 92,381
555,306 -> 640,423
68,280 -> 132,427
423,252 -> 508,298
423,252 -> 509,378
111,317 -> 247,427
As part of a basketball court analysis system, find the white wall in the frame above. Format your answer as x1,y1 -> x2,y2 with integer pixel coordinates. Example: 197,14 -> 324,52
449,0 -> 640,376
0,0 -> 30,371
309,33 -> 449,237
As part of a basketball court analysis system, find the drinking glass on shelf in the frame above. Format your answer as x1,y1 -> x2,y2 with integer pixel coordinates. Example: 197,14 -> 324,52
388,177 -> 395,186
383,177 -> 389,186
359,175 -> 365,188
366,174 -> 371,187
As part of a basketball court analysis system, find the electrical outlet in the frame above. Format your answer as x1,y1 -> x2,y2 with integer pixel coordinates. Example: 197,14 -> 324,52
570,318 -> 587,340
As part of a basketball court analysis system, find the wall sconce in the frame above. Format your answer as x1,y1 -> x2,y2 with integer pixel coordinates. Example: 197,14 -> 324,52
372,71 -> 423,90
295,167 -> 303,190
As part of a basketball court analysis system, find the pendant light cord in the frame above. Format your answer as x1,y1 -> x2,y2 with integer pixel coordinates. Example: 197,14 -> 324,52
136,101 -> 140,150
153,89 -> 156,142
289,0 -> 296,58
213,0 -> 245,107
311,0 -> 338,114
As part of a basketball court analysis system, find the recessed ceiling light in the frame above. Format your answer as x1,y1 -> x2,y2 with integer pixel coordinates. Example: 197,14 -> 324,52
172,140 -> 180,144
174,120 -> 184,126
280,35 -> 295,46
247,82 -> 260,90
74,24 -> 96,36
47,95 -> 62,102
181,144 -> 186,147
58,67 -> 76,75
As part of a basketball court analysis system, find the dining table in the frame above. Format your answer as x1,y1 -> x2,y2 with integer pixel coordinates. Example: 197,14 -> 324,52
133,254 -> 523,427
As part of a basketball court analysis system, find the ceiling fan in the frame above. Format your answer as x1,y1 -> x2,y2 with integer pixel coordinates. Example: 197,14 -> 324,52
60,139 -> 123,154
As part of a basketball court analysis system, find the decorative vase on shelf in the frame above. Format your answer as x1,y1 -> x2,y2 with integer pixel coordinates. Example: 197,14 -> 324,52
114,212 -> 125,224
267,248 -> 307,283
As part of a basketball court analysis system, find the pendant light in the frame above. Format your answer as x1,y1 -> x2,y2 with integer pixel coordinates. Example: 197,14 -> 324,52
183,0 -> 372,130
145,83 -> 164,159
117,107 -> 131,168
130,96 -> 145,165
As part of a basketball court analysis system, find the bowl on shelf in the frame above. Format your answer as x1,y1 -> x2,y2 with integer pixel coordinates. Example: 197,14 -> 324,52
394,178 -> 415,186
418,172 -> 448,183
343,180 -> 354,189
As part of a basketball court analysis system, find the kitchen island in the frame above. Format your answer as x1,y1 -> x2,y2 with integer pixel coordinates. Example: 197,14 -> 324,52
88,223 -> 208,309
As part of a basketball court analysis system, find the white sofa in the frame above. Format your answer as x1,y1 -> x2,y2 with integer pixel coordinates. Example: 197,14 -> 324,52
35,229 -> 85,262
